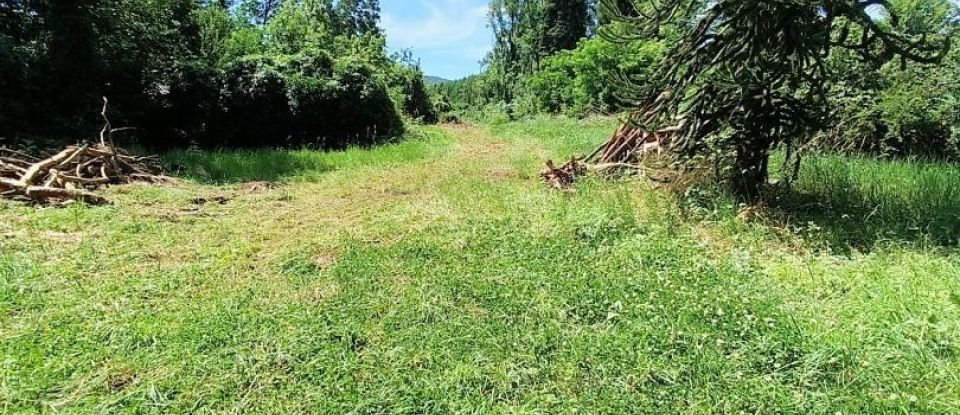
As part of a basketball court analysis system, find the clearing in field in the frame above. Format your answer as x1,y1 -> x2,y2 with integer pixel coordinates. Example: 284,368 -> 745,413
2,119 -> 959,414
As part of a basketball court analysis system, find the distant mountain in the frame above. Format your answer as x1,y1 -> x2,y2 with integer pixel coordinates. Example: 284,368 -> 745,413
424,75 -> 450,85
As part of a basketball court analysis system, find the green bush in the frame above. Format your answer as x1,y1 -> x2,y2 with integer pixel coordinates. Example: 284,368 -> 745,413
1,0 -> 430,150
824,50 -> 960,160
818,0 -> 960,160
524,36 -> 665,117
431,26 -> 667,121
150,51 -> 402,149
383,52 -> 438,123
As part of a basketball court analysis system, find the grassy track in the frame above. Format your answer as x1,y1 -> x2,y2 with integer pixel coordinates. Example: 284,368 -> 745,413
1,119 -> 959,414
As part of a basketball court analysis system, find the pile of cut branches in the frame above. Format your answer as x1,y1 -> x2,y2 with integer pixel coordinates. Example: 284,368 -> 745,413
0,98 -> 169,205
541,105 -> 682,189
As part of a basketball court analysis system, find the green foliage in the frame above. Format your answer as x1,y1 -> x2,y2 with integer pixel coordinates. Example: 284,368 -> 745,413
541,0 -> 590,54
601,0 -> 953,200
0,0 -> 436,149
826,58 -> 960,159
485,0 -> 547,103
821,1 -> 960,160
431,75 -> 508,122
435,1 -> 670,122
384,52 -> 439,124
335,0 -> 381,36
525,34 -> 666,117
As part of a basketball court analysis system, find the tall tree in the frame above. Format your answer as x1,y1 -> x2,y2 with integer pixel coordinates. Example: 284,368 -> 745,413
601,0 -> 952,199
46,0 -> 100,122
336,0 -> 380,35
241,0 -> 282,24
542,0 -> 589,53
486,0 -> 544,101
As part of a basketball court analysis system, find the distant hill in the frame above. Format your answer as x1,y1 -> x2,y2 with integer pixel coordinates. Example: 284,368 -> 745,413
424,75 -> 450,85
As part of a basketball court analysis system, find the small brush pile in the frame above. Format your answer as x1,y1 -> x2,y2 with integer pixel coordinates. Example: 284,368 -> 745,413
0,98 -> 169,205
541,105 -> 682,189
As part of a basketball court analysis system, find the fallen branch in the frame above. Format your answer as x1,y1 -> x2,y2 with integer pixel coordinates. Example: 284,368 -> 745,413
25,186 -> 109,205
541,108 -> 682,189
0,148 -> 41,162
0,98 -> 170,205
19,147 -> 77,186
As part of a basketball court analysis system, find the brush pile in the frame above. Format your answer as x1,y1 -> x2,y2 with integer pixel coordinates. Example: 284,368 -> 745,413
540,107 -> 682,189
0,98 -> 169,205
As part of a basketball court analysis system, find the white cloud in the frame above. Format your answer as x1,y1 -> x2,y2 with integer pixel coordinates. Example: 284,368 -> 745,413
382,0 -> 489,51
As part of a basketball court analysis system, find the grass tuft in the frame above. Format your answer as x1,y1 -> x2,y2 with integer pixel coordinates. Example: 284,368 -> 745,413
774,152 -> 960,251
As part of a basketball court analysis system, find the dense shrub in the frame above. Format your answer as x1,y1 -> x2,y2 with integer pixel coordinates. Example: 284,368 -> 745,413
431,75 -> 497,121
0,0 -> 432,150
822,48 -> 960,160
383,51 -> 438,124
431,23 -> 668,122
524,36 -> 665,117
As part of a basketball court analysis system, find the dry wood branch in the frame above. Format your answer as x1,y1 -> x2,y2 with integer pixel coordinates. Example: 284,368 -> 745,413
0,148 -> 40,162
0,99 -> 170,205
540,109 -> 686,189
541,109 -> 681,189
0,144 -> 167,205
59,145 -> 90,168
0,161 -> 27,174
25,186 -> 109,205
19,148 -> 78,186
100,97 -> 113,149
0,177 -> 21,191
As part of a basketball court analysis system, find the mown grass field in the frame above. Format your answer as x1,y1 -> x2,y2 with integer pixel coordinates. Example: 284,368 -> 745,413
2,118 -> 959,414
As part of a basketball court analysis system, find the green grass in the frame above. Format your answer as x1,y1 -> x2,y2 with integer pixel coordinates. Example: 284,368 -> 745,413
1,118 -> 958,414
779,152 -> 960,250
163,127 -> 451,183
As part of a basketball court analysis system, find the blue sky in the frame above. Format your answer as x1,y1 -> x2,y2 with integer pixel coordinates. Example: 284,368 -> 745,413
381,0 -> 491,80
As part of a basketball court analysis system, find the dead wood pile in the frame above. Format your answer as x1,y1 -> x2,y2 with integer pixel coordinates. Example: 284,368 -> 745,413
0,98 -> 170,205
540,106 -> 682,189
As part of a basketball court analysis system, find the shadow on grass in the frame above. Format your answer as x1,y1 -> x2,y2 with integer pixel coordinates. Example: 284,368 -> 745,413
770,153 -> 960,253
162,128 -> 448,184
164,150 -> 336,183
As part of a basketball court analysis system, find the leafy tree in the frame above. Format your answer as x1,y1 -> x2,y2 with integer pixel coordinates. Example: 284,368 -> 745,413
542,0 -> 590,53
242,0 -> 283,24
1,0 -> 431,149
601,0 -> 953,200
336,0 -> 381,35
486,0 -> 546,103
526,35 -> 665,116
45,0 -> 100,123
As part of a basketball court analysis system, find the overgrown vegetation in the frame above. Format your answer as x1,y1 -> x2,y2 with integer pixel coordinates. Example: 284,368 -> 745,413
2,119 -> 958,413
0,0 -> 435,149
601,0 -> 952,199
436,0 -> 960,170
3,0 -> 960,412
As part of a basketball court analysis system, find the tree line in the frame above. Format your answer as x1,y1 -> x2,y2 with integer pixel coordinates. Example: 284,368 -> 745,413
0,0 -> 435,149
436,0 -> 959,165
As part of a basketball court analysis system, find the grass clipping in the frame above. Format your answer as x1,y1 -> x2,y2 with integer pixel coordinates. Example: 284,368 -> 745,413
0,98 -> 170,205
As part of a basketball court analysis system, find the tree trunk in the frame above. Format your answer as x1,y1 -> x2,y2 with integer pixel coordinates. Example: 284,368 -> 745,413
731,143 -> 769,202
